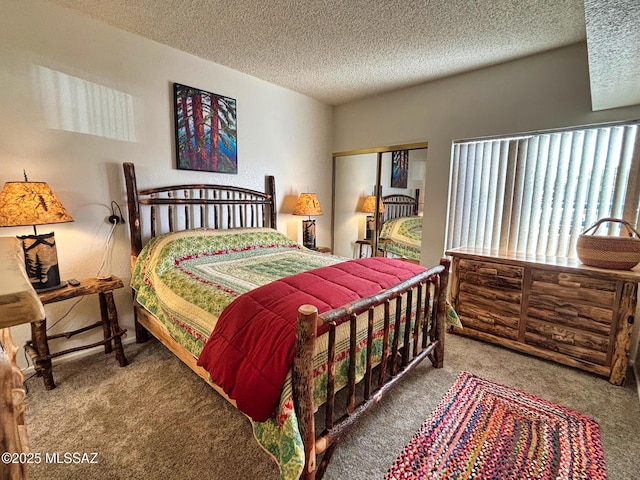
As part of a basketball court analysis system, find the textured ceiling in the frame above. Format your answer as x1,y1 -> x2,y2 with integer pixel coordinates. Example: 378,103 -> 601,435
45,0 -> 638,110
584,0 -> 640,111
45,0 -> 587,105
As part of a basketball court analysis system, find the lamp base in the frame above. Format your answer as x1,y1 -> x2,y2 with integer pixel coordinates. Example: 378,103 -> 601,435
365,215 -> 375,240
18,232 -> 66,292
34,281 -> 68,293
301,219 -> 317,250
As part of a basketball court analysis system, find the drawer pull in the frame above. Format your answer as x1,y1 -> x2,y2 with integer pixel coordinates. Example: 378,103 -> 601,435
479,268 -> 498,276
558,280 -> 581,288
552,333 -> 575,345
478,315 -> 496,325
555,307 -> 578,317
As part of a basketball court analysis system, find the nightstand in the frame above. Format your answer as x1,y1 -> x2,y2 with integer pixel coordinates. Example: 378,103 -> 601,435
355,239 -> 372,258
25,276 -> 128,390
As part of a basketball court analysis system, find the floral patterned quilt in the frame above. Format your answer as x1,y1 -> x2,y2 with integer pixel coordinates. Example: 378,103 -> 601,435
131,227 -> 455,480
132,228 -> 341,358
379,216 -> 423,261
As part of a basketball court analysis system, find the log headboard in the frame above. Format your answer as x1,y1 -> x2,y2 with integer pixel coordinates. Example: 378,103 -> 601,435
123,162 -> 277,258
382,189 -> 419,222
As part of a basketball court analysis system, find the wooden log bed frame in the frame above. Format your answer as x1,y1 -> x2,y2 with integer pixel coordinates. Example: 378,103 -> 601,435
122,162 -> 449,479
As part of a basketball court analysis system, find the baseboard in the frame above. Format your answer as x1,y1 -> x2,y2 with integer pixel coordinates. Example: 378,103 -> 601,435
21,335 -> 138,377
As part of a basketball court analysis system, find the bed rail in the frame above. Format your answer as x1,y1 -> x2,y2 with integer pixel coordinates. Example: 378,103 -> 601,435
294,257 -> 449,479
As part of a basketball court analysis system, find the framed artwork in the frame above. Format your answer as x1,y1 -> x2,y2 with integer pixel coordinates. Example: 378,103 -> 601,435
174,83 -> 237,173
391,150 -> 409,188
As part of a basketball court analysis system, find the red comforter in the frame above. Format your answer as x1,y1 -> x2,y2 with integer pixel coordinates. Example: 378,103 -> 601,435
196,257 -> 425,422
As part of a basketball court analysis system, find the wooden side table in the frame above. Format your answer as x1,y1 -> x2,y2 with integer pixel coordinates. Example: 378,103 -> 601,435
25,276 -> 128,390
355,239 -> 372,258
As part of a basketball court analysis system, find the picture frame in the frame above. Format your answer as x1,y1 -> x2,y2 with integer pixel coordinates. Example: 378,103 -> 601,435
174,83 -> 237,173
391,150 -> 409,188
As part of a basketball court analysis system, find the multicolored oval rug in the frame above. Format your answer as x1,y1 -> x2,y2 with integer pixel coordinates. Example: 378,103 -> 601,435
386,372 -> 607,479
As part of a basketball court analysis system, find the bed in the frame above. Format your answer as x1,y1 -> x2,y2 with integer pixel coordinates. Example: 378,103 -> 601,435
122,163 -> 449,480
378,191 -> 422,263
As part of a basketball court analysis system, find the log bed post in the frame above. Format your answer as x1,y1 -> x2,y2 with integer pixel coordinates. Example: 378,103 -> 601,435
266,175 -> 277,230
123,162 -> 150,343
432,257 -> 450,368
294,304 -> 319,480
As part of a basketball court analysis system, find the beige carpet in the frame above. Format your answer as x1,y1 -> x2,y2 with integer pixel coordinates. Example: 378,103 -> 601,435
23,333 -> 640,480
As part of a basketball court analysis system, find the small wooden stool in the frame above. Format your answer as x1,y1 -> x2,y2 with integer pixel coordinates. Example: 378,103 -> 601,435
25,276 -> 128,390
355,239 -> 372,258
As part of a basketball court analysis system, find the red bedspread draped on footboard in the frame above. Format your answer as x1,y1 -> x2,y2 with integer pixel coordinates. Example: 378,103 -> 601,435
196,257 -> 425,422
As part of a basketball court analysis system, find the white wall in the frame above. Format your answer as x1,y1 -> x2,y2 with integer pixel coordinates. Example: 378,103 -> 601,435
333,43 -> 640,266
0,0 -> 333,368
333,43 -> 640,369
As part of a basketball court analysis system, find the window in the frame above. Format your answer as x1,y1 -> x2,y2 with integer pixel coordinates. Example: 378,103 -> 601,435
445,121 -> 640,258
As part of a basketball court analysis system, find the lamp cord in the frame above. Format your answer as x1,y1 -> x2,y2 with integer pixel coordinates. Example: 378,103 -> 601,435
96,221 -> 117,277
46,296 -> 85,332
110,200 -> 124,222
44,220 -> 116,334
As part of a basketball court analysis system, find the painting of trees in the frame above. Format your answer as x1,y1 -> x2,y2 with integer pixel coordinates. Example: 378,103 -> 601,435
391,150 -> 409,188
174,83 -> 237,173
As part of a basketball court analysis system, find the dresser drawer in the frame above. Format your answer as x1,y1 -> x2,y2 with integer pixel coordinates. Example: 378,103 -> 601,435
456,282 -> 520,339
526,303 -> 612,336
455,260 -> 522,340
458,259 -> 523,290
525,318 -> 609,366
529,270 -> 616,307
528,269 -> 616,336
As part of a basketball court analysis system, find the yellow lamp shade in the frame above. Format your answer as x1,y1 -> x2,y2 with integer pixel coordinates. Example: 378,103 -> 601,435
0,181 -> 74,228
361,195 -> 384,214
293,193 -> 323,217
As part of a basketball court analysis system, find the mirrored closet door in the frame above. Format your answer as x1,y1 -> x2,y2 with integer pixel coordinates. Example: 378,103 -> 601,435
332,142 -> 427,259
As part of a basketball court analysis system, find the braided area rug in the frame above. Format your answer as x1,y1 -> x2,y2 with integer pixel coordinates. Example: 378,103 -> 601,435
386,372 -> 607,479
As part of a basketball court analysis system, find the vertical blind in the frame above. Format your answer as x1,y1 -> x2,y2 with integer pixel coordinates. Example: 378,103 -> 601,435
445,121 -> 640,258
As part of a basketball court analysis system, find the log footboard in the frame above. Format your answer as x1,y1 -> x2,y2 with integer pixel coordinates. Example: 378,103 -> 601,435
294,257 -> 450,479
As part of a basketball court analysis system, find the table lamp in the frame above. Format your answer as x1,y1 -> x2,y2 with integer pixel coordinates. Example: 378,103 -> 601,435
0,174 -> 74,292
361,195 -> 384,240
293,193 -> 323,250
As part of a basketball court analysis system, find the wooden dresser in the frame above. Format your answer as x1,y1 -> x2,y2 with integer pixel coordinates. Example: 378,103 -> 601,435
446,247 -> 639,385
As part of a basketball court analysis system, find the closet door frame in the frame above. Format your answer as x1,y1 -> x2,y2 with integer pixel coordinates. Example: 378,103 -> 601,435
332,142 -> 427,257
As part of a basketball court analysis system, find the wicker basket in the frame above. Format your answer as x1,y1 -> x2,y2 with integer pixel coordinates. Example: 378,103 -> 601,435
576,218 -> 640,270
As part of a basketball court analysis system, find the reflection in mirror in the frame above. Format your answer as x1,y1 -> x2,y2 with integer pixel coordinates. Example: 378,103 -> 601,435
380,149 -> 426,214
377,149 -> 427,263
332,144 -> 427,261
